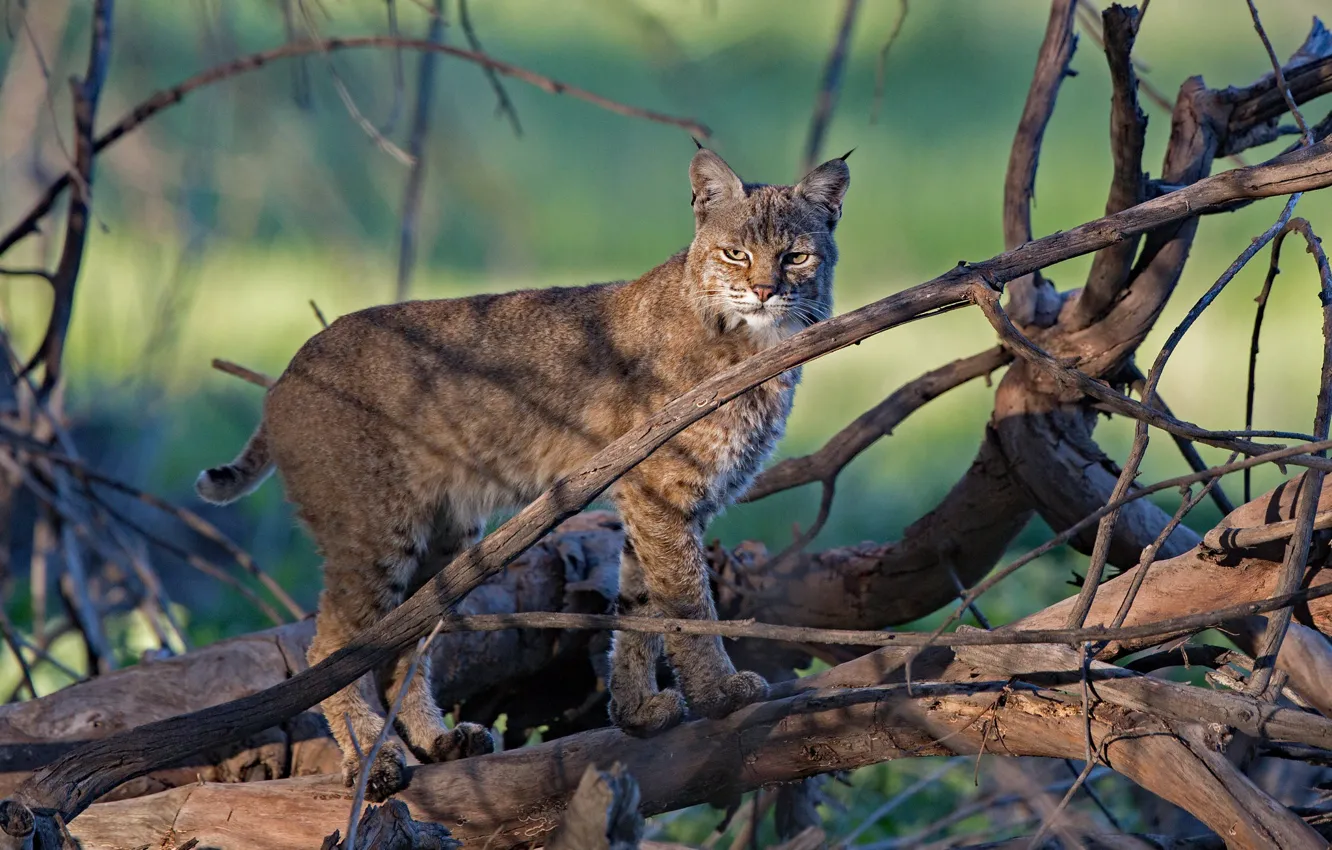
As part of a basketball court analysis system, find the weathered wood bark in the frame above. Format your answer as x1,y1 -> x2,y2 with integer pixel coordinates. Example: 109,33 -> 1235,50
0,515 -> 624,799
59,643 -> 1332,850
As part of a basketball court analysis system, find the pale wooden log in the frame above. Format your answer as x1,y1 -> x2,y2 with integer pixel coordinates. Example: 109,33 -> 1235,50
60,655 -> 1325,850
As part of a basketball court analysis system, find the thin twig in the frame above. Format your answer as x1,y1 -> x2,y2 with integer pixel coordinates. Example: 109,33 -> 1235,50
744,346 -> 1010,503
429,583 -> 1332,649
382,0 -> 406,135
930,437 -> 1332,641
19,0 -> 113,397
836,757 -> 964,846
0,267 -> 53,282
1126,367 -> 1236,515
459,0 -> 521,136
0,34 -> 710,257
801,0 -> 861,175
1247,218 -> 1332,698
396,0 -> 445,302
1064,194 -> 1301,630
1026,644 -> 1098,848
211,358 -> 273,388
1247,220 -> 1324,502
1247,0 -> 1314,145
292,0 -> 415,166
344,618 -> 444,848
869,0 -> 908,125
0,420 -> 304,620
0,607 -> 39,700
1106,466 -> 1230,633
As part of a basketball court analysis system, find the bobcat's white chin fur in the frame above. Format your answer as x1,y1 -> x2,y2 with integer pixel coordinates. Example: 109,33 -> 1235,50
736,305 -> 799,349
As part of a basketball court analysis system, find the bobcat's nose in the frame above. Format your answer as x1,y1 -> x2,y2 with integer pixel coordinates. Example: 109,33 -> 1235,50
751,284 -> 775,303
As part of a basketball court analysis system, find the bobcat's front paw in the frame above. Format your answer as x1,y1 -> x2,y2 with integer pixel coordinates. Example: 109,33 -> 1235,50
692,670 -> 769,720
422,721 -> 495,763
609,688 -> 686,737
342,740 -> 406,802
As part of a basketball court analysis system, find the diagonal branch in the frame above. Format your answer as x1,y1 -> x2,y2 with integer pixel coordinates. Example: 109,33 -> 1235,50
743,345 -> 1010,502
15,132 -> 1332,824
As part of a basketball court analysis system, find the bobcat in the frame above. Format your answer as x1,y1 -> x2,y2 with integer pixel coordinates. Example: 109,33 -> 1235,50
196,147 -> 850,800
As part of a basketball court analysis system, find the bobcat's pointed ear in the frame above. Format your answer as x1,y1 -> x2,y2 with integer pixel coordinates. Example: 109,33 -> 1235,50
796,156 -> 851,229
690,148 -> 744,223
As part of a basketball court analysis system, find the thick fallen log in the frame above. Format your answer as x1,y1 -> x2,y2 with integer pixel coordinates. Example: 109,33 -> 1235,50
0,515 -> 624,800
7,473 -> 1332,813
59,643 -> 1330,850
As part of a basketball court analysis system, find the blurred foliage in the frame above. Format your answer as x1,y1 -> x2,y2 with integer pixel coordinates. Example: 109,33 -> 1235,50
2,0 -> 1332,843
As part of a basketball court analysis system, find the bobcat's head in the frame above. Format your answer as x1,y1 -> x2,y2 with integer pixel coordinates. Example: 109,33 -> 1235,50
686,147 -> 850,345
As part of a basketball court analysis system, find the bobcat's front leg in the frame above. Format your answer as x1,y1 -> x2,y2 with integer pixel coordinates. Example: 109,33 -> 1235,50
610,480 -> 768,733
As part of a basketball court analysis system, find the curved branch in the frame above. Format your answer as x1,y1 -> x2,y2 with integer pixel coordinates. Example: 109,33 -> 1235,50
1002,0 -> 1077,327
743,345 -> 1010,502
1075,3 -> 1147,328
16,131 -> 1332,823
0,36 -> 711,257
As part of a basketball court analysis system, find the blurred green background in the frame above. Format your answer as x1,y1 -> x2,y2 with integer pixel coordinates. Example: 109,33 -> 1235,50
2,0 -> 1331,843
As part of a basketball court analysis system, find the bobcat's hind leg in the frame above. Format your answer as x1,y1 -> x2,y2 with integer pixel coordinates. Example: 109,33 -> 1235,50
309,573 -> 411,802
381,511 -> 495,764
607,538 -> 685,736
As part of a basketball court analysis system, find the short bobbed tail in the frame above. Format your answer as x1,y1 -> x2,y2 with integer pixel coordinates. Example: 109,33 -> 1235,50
195,422 -> 274,505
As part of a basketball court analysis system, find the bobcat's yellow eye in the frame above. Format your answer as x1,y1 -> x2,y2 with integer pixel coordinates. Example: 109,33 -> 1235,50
784,252 -> 812,266
721,248 -> 750,263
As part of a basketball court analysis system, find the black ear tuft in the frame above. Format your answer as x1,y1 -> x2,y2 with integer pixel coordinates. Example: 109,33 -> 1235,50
692,136 -> 705,150
838,148 -> 855,162
795,156 -> 851,229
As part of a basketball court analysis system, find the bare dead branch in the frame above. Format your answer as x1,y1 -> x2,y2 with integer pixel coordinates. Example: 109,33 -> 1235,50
1002,0 -> 1076,328
415,585 -> 1332,649
211,358 -> 274,388
15,132 -> 1332,824
1247,218 -> 1332,697
395,0 -> 444,302
1203,509 -> 1332,551
458,0 -> 522,136
0,35 -> 711,258
932,438 -> 1332,641
868,0 -> 908,124
743,346 -> 1010,503
1226,27 -> 1332,147
800,0 -> 861,175
1075,3 -> 1147,329
1247,0 -> 1314,144
18,0 -> 113,397
1064,194 -> 1302,630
